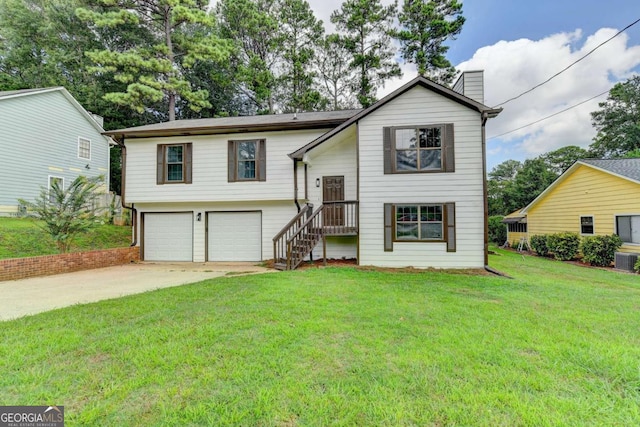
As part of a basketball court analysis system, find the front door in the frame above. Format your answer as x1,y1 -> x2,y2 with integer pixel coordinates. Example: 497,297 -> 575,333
323,176 -> 344,226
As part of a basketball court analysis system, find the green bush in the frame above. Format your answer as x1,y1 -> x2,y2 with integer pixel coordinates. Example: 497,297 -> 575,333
529,234 -> 549,257
635,258 -> 640,273
488,216 -> 507,245
547,232 -> 580,261
580,234 -> 623,267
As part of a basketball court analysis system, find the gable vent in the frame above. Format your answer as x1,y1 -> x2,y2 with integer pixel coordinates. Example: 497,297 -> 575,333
614,252 -> 639,272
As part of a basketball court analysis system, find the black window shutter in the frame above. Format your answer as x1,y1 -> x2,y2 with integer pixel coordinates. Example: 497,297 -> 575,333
446,202 -> 456,252
185,143 -> 193,184
443,124 -> 455,172
383,127 -> 392,174
156,145 -> 164,185
258,139 -> 266,181
384,203 -> 394,252
228,141 -> 236,182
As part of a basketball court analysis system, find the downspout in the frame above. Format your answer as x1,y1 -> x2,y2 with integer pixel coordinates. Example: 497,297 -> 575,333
481,108 -> 504,275
115,138 -> 138,247
293,159 -> 301,212
481,112 -> 490,270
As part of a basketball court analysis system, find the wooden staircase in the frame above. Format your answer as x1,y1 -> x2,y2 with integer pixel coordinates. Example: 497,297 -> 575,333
273,201 -> 358,271
273,204 -> 324,270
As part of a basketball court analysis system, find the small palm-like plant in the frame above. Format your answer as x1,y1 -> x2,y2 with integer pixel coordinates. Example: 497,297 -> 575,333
19,176 -> 104,253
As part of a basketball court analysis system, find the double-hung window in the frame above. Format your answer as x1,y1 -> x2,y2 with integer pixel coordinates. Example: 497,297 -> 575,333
580,216 -> 594,235
228,139 -> 266,182
156,143 -> 192,184
78,137 -> 91,160
383,124 -> 454,174
48,176 -> 63,203
384,202 -> 456,252
395,205 -> 444,240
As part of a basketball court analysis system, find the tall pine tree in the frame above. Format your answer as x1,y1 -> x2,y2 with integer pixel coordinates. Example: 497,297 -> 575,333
394,0 -> 464,85
331,0 -> 401,108
277,0 -> 325,112
77,0 -> 231,121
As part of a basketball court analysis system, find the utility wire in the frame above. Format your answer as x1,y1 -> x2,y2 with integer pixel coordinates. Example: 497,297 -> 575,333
492,17 -> 640,108
487,89 -> 610,140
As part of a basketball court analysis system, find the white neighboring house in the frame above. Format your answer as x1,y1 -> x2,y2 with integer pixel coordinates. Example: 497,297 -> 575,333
106,72 -> 501,269
0,87 -> 112,215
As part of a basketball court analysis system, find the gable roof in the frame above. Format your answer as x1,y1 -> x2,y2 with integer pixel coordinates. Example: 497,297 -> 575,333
289,75 -> 502,160
522,158 -> 640,213
105,109 -> 361,141
0,86 -> 108,136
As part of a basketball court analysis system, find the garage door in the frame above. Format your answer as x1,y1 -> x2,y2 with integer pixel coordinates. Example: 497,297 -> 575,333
144,213 -> 193,261
208,211 -> 262,261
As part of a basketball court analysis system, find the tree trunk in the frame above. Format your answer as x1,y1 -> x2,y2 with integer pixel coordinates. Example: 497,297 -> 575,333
164,4 -> 176,121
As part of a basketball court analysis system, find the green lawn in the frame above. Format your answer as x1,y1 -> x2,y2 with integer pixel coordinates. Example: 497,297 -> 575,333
1,249 -> 639,426
0,217 -> 131,259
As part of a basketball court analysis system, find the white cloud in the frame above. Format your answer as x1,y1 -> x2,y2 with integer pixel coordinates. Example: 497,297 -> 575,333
456,28 -> 640,156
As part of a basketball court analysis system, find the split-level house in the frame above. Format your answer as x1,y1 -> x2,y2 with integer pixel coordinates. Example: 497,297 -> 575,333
106,72 -> 501,269
0,87 -> 112,215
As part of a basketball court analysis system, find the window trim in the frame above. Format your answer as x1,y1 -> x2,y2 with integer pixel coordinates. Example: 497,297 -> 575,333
615,214 -> 640,245
383,124 -> 455,174
48,175 -> 64,203
156,143 -> 192,185
580,215 -> 594,235
228,139 -> 266,182
384,202 -> 456,252
78,137 -> 91,160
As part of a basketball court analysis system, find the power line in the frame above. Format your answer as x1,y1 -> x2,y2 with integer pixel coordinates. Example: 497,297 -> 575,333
487,89 -> 610,140
492,17 -> 640,108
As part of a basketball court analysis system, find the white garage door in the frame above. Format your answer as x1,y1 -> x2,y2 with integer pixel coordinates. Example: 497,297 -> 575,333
144,213 -> 193,261
208,211 -> 262,261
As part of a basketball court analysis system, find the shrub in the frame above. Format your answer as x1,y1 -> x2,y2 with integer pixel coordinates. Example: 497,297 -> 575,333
488,216 -> 507,245
635,258 -> 640,273
529,234 -> 549,256
580,234 -> 623,267
547,232 -> 580,261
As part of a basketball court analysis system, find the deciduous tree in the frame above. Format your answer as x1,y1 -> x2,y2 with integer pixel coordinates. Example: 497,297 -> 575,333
589,76 -> 640,158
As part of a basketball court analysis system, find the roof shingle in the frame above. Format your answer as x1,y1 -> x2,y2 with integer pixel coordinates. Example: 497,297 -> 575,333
581,158 -> 640,183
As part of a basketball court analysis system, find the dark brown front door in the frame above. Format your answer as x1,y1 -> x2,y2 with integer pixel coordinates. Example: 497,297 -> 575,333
323,176 -> 344,226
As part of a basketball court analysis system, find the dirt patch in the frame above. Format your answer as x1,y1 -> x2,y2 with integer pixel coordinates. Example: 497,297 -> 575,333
272,258 -> 490,275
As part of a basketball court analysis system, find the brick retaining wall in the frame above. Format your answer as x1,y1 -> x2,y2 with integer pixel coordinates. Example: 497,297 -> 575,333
0,247 -> 140,281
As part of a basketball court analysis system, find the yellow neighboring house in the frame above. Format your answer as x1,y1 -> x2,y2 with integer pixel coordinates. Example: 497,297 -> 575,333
513,159 -> 640,253
503,209 -> 527,247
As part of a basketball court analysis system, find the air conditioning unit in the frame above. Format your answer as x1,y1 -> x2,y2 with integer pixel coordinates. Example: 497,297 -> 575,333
614,252 -> 639,272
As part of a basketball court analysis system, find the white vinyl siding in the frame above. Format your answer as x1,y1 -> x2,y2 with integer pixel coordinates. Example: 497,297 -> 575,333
358,85 -> 485,268
125,129 -> 331,203
452,71 -> 484,104
0,90 -> 110,213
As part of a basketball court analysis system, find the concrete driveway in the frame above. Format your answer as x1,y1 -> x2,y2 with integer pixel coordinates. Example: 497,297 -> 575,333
0,262 -> 274,321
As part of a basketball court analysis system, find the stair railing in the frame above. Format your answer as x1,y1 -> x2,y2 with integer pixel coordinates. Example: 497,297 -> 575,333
273,204 -> 313,266
285,205 -> 325,270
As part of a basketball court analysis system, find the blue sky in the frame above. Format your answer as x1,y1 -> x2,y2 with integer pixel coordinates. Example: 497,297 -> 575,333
310,0 -> 640,170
